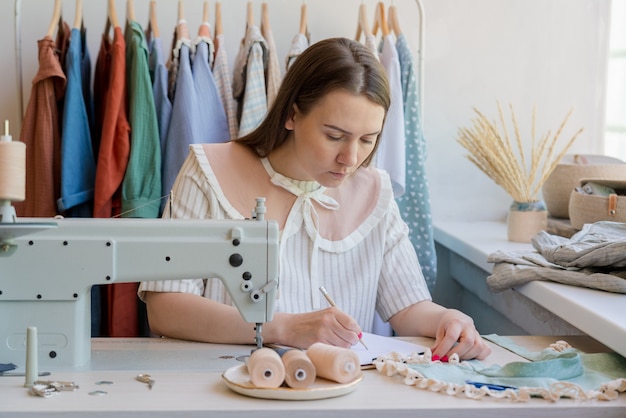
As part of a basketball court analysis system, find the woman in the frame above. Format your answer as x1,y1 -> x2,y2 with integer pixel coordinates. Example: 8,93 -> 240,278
140,37 -> 491,361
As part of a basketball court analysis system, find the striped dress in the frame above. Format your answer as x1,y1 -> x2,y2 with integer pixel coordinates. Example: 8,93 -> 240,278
138,143 -> 431,332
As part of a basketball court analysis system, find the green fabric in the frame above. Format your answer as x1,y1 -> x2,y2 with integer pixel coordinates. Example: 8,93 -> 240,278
406,335 -> 626,394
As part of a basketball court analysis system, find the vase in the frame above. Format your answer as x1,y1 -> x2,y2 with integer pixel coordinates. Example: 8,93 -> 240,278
507,201 -> 548,243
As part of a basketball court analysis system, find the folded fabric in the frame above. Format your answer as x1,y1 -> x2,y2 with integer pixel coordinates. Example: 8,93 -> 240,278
487,221 -> 626,294
374,335 -> 626,402
0,363 -> 17,374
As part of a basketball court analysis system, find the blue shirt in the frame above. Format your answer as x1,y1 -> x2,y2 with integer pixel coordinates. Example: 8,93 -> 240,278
58,27 -> 96,217
193,38 -> 229,144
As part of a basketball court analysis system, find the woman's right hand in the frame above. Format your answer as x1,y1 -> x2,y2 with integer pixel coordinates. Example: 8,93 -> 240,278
269,307 -> 362,349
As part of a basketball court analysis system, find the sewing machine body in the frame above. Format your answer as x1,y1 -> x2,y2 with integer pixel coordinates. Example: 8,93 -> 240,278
0,217 -> 279,369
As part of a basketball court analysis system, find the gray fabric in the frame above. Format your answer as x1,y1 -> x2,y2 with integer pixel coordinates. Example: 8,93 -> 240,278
487,221 -> 626,293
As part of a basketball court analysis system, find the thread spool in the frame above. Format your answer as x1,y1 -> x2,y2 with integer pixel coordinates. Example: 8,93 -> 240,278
246,347 -> 285,388
275,348 -> 316,389
24,326 -> 38,388
0,120 -> 26,202
306,342 -> 360,384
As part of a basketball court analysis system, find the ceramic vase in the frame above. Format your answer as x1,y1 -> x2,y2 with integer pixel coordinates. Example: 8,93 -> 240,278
507,201 -> 548,243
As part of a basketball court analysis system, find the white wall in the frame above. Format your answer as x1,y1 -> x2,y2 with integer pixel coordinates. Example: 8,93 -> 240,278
0,0 -> 611,222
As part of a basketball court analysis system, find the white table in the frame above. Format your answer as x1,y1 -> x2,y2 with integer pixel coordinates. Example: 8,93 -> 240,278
434,221 -> 626,358
0,336 -> 624,417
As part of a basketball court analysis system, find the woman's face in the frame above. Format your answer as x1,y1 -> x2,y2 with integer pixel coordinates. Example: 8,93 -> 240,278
281,89 -> 385,187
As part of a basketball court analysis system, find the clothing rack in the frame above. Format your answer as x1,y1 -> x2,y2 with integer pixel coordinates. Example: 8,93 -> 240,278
12,0 -> 425,129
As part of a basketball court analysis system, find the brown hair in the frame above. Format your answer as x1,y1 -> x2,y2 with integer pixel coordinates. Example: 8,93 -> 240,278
235,37 -> 390,167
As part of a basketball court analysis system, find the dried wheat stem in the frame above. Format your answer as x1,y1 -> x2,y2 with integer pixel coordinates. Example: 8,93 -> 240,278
457,104 -> 583,203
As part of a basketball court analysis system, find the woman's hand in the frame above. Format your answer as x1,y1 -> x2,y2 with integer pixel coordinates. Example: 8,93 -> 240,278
269,307 -> 362,349
430,309 -> 491,361
390,301 -> 491,361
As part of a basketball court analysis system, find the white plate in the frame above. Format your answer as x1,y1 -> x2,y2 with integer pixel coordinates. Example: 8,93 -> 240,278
221,364 -> 363,400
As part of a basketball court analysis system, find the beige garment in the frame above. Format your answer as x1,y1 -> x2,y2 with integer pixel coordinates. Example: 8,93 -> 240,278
260,24 -> 282,109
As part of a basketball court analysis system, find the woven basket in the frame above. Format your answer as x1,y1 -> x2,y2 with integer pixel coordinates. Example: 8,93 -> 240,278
542,154 -> 626,219
568,178 -> 626,230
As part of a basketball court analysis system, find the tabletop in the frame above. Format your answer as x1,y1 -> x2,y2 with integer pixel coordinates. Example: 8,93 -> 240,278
0,335 -> 624,417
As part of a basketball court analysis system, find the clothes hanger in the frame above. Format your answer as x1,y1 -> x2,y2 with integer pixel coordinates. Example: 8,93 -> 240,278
299,1 -> 308,35
202,1 -> 210,24
127,0 -> 136,23
372,1 -> 389,37
176,0 -> 190,41
178,0 -> 185,21
107,0 -> 120,30
73,0 -> 83,30
215,1 -> 223,37
355,3 -> 371,42
261,2 -> 271,32
46,0 -> 62,38
149,0 -> 160,38
388,3 -> 402,36
247,1 -> 254,27
199,1 -> 211,38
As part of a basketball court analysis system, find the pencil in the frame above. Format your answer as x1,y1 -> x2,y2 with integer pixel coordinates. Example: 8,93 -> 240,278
319,286 -> 369,350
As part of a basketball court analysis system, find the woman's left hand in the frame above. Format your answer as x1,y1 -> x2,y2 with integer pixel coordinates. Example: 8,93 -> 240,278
430,309 -> 491,361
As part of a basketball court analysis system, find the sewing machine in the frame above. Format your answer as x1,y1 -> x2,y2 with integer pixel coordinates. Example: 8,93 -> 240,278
0,199 -> 280,369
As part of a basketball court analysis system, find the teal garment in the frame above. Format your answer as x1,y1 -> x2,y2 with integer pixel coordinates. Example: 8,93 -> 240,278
399,335 -> 626,399
122,20 -> 162,218
394,34 -> 436,290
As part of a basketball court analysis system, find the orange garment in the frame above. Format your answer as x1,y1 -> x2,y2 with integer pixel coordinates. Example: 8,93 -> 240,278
93,26 -> 130,219
15,36 -> 66,217
92,26 -> 137,337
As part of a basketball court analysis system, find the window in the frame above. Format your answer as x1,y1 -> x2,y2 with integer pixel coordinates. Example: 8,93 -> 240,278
605,0 -> 626,160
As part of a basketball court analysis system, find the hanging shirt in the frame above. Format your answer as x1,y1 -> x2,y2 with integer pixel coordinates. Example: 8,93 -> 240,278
260,22 -> 282,108
138,142 -> 431,332
58,27 -> 96,217
394,33 -> 436,290
162,20 -> 201,209
375,35 -> 406,197
93,26 -> 130,219
147,33 -> 172,163
79,26 -> 95,137
232,25 -> 268,137
213,33 -> 238,140
91,26 -> 133,338
285,33 -> 309,71
122,20 -> 161,218
193,25 -> 230,144
15,36 -> 66,218
364,33 -> 379,59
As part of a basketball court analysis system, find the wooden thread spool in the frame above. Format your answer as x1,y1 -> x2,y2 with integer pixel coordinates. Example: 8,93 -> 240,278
306,342 -> 360,384
0,121 -> 26,202
246,347 -> 285,388
24,326 -> 38,388
275,348 -> 316,389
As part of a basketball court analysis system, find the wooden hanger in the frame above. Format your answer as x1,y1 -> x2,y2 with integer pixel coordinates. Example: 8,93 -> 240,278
178,0 -> 185,21
372,1 -> 389,37
388,3 -> 402,36
261,2 -> 271,32
149,0 -> 160,38
355,3 -> 371,41
299,2 -> 308,35
202,1 -> 209,24
127,0 -> 136,23
247,1 -> 254,27
176,0 -> 190,41
198,1 -> 211,38
108,0 -> 120,29
73,0 -> 82,30
215,1 -> 223,36
46,0 -> 62,38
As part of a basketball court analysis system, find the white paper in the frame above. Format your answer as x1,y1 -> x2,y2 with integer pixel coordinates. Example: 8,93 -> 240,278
353,333 -> 428,366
